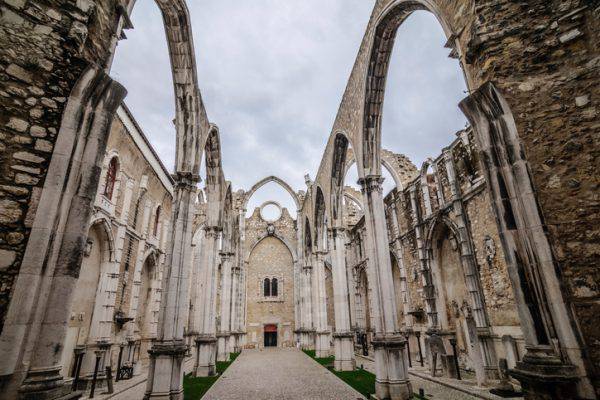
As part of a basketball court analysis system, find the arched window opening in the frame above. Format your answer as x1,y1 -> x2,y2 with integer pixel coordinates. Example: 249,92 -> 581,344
263,278 -> 271,297
271,278 -> 278,297
380,11 -> 468,168
153,206 -> 161,237
103,157 -> 118,200
246,180 -> 298,219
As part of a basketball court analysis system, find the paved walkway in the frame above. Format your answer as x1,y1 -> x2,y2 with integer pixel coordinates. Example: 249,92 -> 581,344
355,354 -> 522,400
203,348 -> 366,400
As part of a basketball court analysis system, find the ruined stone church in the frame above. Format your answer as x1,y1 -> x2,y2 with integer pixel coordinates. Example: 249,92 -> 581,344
0,1 -> 598,400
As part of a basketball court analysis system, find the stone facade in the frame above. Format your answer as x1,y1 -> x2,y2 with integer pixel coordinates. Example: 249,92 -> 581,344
346,129 -> 525,384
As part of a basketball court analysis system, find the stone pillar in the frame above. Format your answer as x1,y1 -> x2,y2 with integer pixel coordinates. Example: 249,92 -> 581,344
217,251 -> 234,361
330,227 -> 355,371
229,266 -> 240,352
144,174 -> 196,400
186,226 -> 205,355
461,83 -> 589,398
300,263 -> 315,350
408,187 -> 438,328
11,72 -> 126,400
193,226 -> 220,377
312,252 -> 330,357
359,175 -> 412,400
443,148 -> 494,383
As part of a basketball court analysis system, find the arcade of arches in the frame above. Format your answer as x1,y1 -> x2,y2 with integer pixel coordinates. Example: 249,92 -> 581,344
0,1 -> 598,400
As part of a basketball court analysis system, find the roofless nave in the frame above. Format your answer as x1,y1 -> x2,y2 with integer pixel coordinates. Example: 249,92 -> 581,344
0,1 -> 598,400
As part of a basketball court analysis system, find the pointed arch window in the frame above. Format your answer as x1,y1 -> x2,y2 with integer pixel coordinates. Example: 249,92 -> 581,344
103,157 -> 118,200
153,206 -> 161,237
263,278 -> 271,297
271,278 -> 278,297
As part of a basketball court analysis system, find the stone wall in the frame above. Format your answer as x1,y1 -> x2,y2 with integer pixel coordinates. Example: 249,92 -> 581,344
243,206 -> 297,348
346,130 -> 524,369
0,0 -> 118,332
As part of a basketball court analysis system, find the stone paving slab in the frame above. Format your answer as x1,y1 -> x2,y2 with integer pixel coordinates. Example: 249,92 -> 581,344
203,348 -> 366,400
355,355 -> 522,400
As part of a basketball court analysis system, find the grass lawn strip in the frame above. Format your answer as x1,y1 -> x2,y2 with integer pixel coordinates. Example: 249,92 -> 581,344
302,350 -> 376,398
183,352 -> 240,400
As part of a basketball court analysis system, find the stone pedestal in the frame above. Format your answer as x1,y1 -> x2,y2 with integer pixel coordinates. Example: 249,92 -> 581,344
300,329 -> 315,350
333,332 -> 355,371
509,347 -> 579,400
216,333 -> 231,362
441,354 -> 459,379
143,342 -> 187,400
194,336 -> 217,377
18,366 -> 81,400
229,333 -> 237,353
315,331 -> 330,358
373,335 -> 412,400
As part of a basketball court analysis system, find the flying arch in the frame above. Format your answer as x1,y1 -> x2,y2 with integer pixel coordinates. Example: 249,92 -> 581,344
243,176 -> 300,212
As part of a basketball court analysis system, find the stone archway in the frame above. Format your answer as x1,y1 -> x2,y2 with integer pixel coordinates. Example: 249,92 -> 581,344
60,221 -> 113,391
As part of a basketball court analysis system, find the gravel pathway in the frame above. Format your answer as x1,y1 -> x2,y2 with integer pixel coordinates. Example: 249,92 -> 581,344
203,348 -> 366,400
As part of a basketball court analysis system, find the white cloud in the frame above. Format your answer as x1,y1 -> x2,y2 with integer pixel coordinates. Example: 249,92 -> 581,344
111,2 -> 467,204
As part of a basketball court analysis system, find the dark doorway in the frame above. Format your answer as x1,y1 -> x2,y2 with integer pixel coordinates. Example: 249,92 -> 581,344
264,324 -> 277,347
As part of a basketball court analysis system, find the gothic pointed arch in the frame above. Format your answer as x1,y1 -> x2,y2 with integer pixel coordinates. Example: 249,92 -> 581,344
361,0 -> 467,176
331,132 -> 350,225
243,176 -> 300,212
314,186 -> 327,251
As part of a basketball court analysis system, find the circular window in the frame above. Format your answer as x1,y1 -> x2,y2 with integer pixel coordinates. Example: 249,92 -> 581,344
260,202 -> 282,222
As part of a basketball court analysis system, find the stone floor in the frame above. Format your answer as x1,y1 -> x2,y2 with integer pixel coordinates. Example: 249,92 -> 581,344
355,354 -> 522,400
203,348 -> 366,400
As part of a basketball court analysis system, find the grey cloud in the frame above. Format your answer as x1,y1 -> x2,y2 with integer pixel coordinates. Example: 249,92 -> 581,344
111,2 -> 466,208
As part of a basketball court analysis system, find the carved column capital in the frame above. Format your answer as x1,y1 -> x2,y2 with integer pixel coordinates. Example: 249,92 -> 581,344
203,225 -> 222,238
172,172 -> 201,190
358,174 -> 384,194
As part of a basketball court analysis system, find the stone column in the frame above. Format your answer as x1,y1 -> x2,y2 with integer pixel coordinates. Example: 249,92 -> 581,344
144,173 -> 196,400
229,265 -> 240,352
443,148 -> 493,383
193,226 -> 220,377
359,175 -> 412,400
187,227 -> 205,355
217,251 -> 233,361
312,251 -> 330,358
330,227 -> 355,371
11,72 -> 126,400
300,263 -> 314,349
408,186 -> 438,328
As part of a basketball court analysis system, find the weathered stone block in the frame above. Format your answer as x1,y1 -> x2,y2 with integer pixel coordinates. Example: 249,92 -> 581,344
30,125 -> 46,137
0,199 -> 22,224
6,117 -> 29,133
34,138 -> 53,152
6,64 -> 32,84
13,151 -> 44,163
0,250 -> 17,270
15,173 -> 39,185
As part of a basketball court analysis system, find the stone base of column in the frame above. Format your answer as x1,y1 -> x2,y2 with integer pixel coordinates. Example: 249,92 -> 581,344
228,333 -> 237,353
143,341 -> 187,400
372,335 -> 412,400
509,346 -> 580,400
315,330 -> 330,358
19,366 -> 81,400
194,335 -> 217,377
333,332 -> 356,371
298,328 -> 315,350
216,333 -> 231,362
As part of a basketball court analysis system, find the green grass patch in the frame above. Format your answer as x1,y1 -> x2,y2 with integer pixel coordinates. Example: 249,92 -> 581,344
183,352 -> 241,400
303,349 -> 375,398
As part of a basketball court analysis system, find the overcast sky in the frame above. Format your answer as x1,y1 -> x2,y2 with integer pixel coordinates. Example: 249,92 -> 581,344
111,1 -> 467,214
